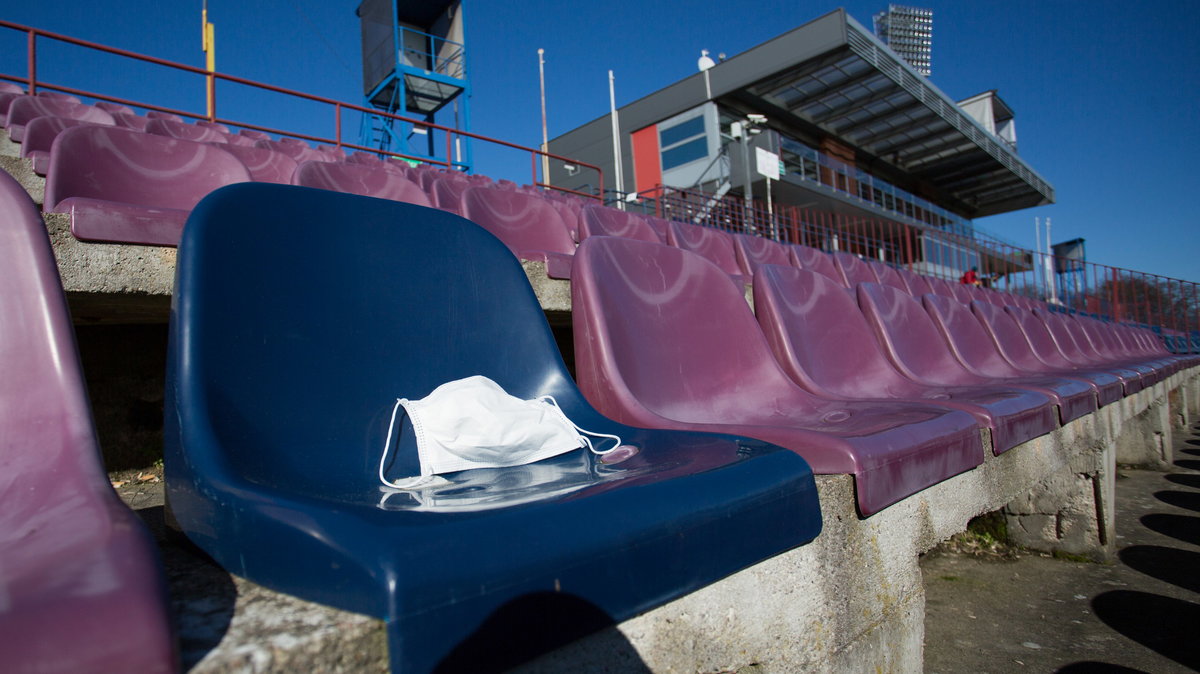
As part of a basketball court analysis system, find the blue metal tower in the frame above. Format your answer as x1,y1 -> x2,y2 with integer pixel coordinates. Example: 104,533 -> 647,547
357,0 -> 472,171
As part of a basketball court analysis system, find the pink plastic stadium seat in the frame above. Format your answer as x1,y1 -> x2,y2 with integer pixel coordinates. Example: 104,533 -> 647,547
832,252 -> 877,288
1075,318 -> 1175,380
755,266 -> 1060,452
239,128 -> 271,141
93,100 -> 135,116
791,244 -> 845,286
1033,309 -> 1156,386
255,138 -> 334,163
315,144 -> 347,161
666,220 -> 748,287
292,160 -> 431,207
194,120 -> 232,134
44,125 -> 251,246
732,233 -> 793,277
430,174 -> 471,215
0,92 -> 20,125
1004,305 -> 1144,396
144,110 -> 184,122
896,267 -> 934,296
950,282 -> 975,304
571,236 -> 983,516
112,112 -> 151,131
579,204 -> 661,243
968,301 -> 1125,406
925,276 -> 959,299
0,80 -> 24,94
216,143 -> 299,184
20,116 -> 99,175
867,260 -> 910,293
848,281 -> 1058,452
643,215 -> 672,243
146,117 -> 228,144
35,90 -> 81,103
3,95 -> 115,141
0,171 -> 176,673
461,186 -> 577,279
920,293 -> 1098,423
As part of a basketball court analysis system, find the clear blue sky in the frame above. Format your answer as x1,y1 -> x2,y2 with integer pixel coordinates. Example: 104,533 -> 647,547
1,1 -> 1196,282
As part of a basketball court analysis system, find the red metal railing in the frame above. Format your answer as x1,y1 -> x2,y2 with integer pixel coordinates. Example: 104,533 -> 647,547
0,19 -> 603,201
631,183 -> 1200,336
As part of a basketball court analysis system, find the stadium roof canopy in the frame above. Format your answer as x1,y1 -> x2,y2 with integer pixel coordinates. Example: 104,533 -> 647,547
604,9 -> 1054,219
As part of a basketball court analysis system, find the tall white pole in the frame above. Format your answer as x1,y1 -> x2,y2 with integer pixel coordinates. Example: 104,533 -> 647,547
1034,216 -> 1042,299
1046,217 -> 1057,303
537,49 -> 549,185
608,70 -> 625,210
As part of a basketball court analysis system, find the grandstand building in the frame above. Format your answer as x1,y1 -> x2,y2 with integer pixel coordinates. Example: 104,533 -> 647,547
547,8 -> 1054,280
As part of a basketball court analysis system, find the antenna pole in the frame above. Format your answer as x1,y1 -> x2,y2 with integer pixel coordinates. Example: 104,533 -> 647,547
608,70 -> 625,210
202,1 -> 216,120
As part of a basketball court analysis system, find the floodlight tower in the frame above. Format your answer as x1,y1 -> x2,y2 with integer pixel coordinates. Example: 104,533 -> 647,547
872,4 -> 933,77
357,0 -> 471,169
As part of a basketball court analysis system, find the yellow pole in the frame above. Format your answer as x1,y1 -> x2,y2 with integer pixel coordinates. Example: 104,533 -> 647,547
202,3 -> 215,119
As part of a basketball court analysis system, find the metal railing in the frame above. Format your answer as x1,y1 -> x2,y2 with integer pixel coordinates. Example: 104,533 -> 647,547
0,19 -> 602,201
631,183 -> 1200,336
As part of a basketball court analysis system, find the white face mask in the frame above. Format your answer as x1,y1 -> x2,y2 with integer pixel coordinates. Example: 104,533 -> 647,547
378,376 -> 625,489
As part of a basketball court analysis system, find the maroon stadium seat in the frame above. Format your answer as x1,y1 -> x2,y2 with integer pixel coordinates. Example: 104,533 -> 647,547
255,138 -> 334,163
20,116 -> 100,175
44,125 -> 250,246
461,186 -> 577,279
292,160 -> 431,207
666,220 -> 747,287
0,170 -> 175,673
921,293 -> 1098,423
867,260 -> 910,293
791,244 -> 845,286
571,235 -> 983,516
832,252 -> 876,288
732,233 -> 793,277
216,143 -> 299,184
1005,305 -> 1144,395
93,100 -> 135,116
579,204 -> 660,243
146,117 -> 228,143
755,266 -> 1059,453
3,96 -> 115,141
968,301 -> 1125,406
896,267 -> 934,296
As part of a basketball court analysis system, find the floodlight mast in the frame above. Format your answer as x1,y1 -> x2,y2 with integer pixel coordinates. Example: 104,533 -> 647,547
538,48 -> 549,182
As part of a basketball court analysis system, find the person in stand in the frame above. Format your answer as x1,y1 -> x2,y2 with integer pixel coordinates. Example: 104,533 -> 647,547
959,267 -> 981,286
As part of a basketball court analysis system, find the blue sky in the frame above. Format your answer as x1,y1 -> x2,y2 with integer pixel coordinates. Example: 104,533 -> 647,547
1,1 -> 1196,281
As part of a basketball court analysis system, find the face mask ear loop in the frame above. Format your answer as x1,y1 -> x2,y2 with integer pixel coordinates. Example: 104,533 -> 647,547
379,398 -> 405,488
539,395 -> 623,455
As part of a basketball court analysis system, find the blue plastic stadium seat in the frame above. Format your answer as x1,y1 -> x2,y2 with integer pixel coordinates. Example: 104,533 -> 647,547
166,183 -> 821,673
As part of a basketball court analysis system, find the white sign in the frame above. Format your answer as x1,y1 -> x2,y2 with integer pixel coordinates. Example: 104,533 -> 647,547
755,147 -> 781,180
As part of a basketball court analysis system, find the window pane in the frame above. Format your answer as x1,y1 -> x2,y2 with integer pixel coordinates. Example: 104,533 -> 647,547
659,115 -> 706,148
661,136 -> 709,170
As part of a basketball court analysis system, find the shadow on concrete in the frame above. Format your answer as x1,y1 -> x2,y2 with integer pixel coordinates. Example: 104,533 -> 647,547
1117,545 -> 1200,594
1056,663 -> 1150,673
1173,458 -> 1200,471
1178,447 -> 1200,457
435,592 -> 650,674
1092,591 -> 1200,670
137,505 -> 237,669
1164,473 -> 1200,490
1153,489 -> 1200,512
1140,513 -> 1200,546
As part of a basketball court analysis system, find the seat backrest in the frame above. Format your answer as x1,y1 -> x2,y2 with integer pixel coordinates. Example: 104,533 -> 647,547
733,233 -> 793,276
0,81 -> 23,95
146,117 -> 227,143
35,90 -> 81,104
44,125 -> 250,211
968,300 -> 1051,372
921,293 -> 1025,378
572,236 -> 809,423
1004,305 -> 1074,368
4,96 -> 115,129
867,260 -> 910,293
665,221 -> 745,279
173,183 -> 596,491
642,215 -> 672,243
896,267 -> 933,296
832,252 -> 876,288
293,160 -> 431,207
19,116 -> 94,158
579,204 -> 661,243
255,138 -> 332,163
1032,308 -> 1093,364
93,100 -> 135,115
855,282 -> 981,386
144,110 -> 183,122
216,143 -> 299,184
925,276 -> 958,299
0,170 -> 174,672
239,128 -> 271,141
431,174 -> 471,214
754,265 -> 914,398
195,120 -> 232,134
461,186 -> 576,256
790,244 -> 845,286
111,112 -> 150,131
